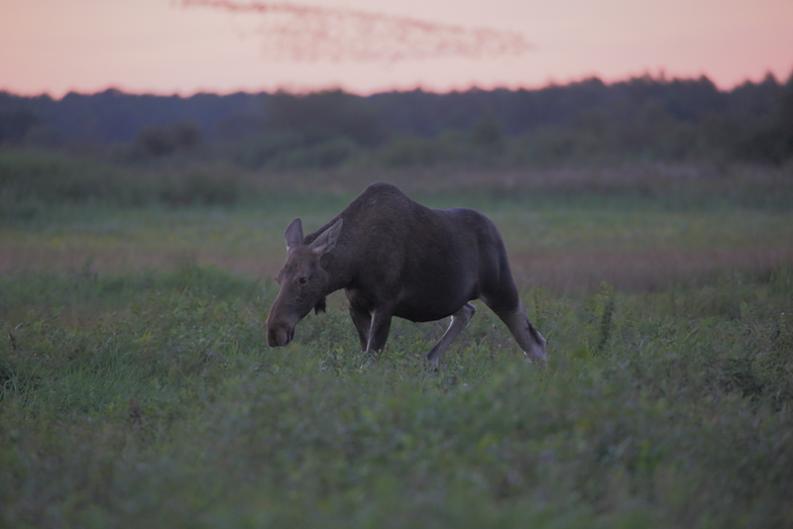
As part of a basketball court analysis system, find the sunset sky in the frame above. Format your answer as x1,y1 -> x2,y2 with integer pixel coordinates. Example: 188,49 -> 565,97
1,0 -> 792,97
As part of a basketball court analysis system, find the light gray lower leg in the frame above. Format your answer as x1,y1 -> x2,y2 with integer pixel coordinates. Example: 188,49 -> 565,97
498,302 -> 547,363
365,309 -> 392,354
426,303 -> 476,368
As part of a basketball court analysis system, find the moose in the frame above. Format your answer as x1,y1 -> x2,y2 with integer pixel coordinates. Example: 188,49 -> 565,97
266,183 -> 547,367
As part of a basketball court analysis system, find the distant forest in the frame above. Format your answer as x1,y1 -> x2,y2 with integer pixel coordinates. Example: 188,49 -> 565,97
1,73 -> 792,167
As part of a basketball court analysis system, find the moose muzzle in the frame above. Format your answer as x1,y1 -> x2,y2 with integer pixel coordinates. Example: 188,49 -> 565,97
267,322 -> 294,347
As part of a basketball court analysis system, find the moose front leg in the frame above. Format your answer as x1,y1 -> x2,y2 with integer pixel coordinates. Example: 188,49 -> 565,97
349,305 -> 371,351
365,309 -> 392,354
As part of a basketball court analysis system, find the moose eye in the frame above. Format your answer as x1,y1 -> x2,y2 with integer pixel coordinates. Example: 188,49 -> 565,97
298,276 -> 308,285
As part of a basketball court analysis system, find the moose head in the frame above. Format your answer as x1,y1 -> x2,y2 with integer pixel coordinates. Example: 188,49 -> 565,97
266,217 -> 343,347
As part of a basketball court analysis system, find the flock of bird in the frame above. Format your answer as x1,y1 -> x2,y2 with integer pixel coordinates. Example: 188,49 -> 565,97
181,0 -> 530,63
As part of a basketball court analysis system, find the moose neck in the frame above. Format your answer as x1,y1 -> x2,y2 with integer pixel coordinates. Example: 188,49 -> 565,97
319,248 -> 356,296
304,214 -> 358,297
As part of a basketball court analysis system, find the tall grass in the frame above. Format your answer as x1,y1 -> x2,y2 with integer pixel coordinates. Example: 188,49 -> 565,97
1,265 -> 792,528
3,149 -> 793,214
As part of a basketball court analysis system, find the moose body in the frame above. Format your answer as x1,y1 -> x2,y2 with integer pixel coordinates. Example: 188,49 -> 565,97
267,183 -> 547,366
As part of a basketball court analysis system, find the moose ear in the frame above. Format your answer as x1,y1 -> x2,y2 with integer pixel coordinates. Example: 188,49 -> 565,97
309,218 -> 343,255
284,218 -> 304,250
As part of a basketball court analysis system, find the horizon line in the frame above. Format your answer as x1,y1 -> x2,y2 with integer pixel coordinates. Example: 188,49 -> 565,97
2,69 -> 790,101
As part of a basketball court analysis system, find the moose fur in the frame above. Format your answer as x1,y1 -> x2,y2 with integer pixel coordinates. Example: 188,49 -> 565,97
266,183 -> 547,367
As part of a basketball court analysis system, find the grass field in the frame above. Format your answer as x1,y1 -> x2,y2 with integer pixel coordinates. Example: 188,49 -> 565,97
2,156 -> 793,528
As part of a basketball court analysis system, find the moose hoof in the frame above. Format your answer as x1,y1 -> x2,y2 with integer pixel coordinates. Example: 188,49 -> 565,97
524,349 -> 548,365
425,355 -> 441,373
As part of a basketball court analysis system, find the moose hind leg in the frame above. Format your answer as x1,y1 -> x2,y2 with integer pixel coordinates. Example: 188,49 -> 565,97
426,303 -> 476,369
494,302 -> 547,363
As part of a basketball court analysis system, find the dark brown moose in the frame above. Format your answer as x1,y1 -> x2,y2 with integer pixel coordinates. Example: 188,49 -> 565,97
266,183 -> 547,367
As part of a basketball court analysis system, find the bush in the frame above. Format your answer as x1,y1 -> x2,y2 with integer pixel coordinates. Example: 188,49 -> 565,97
135,122 -> 201,158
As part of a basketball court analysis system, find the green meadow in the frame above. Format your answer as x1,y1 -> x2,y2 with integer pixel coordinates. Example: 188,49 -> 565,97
2,152 -> 793,528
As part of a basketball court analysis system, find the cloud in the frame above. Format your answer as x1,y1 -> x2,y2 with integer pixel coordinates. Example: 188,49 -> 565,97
181,0 -> 531,62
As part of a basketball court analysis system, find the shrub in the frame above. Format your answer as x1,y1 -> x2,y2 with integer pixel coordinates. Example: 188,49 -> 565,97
135,122 -> 201,158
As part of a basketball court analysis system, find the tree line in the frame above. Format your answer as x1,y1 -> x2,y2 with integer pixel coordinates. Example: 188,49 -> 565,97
1,72 -> 791,166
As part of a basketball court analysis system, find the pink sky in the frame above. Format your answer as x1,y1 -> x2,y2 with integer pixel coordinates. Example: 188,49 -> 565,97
1,0 -> 792,97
